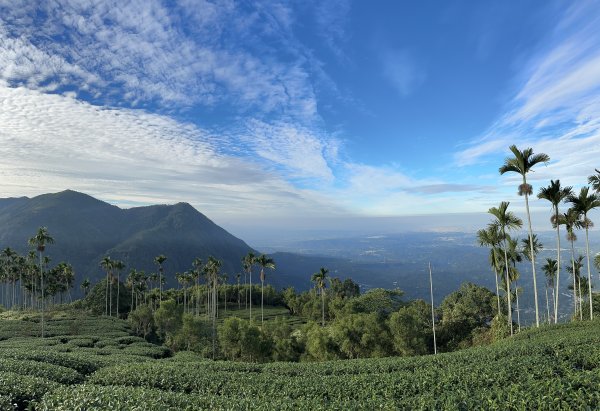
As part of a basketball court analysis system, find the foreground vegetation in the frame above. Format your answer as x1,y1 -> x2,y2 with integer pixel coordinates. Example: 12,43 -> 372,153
0,309 -> 599,410
0,146 -> 599,408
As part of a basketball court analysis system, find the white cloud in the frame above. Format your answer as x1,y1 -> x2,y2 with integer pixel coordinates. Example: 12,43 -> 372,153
380,49 -> 425,97
241,119 -> 339,183
0,84 -> 345,219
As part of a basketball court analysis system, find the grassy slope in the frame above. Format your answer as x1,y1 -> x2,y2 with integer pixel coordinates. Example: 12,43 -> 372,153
1,310 -> 599,410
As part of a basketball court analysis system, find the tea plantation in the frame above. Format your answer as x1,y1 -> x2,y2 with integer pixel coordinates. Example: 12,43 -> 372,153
1,310 -> 600,410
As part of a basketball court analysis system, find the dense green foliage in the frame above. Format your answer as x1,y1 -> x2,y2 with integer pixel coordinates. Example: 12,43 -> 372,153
1,309 -> 600,409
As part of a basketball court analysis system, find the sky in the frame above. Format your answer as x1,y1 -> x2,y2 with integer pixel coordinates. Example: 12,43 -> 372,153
1,1 -> 600,241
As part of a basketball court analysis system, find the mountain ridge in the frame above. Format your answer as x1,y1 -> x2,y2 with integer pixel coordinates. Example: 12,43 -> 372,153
0,190 -> 256,289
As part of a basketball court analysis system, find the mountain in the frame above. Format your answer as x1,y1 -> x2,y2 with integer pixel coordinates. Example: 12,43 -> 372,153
0,190 -> 255,289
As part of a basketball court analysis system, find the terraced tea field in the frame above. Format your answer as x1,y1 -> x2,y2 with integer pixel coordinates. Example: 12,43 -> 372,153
1,309 -> 600,410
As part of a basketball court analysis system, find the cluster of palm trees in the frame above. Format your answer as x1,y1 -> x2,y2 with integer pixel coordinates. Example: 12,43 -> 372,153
114,252 -> 277,328
241,252 -> 275,326
0,227 -> 76,337
99,256 -> 125,317
479,146 -> 600,335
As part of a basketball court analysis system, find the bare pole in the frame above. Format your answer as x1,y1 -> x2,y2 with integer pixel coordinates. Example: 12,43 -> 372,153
429,262 -> 437,355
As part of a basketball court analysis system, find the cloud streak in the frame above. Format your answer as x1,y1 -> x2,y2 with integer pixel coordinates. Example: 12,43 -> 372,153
0,84 -> 345,219
455,0 -> 600,188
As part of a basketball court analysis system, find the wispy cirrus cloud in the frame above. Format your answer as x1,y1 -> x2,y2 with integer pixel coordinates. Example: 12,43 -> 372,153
314,0 -> 352,62
241,119 -> 337,183
0,0 -> 317,118
455,0 -> 600,184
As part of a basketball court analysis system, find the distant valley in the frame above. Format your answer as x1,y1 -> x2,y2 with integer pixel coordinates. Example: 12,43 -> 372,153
0,190 -> 597,323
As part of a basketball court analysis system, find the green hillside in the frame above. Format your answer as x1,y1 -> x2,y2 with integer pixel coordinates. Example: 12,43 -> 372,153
0,190 -> 255,286
1,310 -> 599,410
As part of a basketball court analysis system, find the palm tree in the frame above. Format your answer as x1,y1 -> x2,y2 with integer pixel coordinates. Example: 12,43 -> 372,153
192,258 -> 202,316
476,225 -> 503,316
204,256 -> 222,358
567,187 -> 600,320
488,202 -> 522,335
542,258 -> 557,323
566,255 -> 586,320
28,227 -> 54,338
1,248 -> 16,308
236,273 -> 241,309
311,267 -> 329,326
500,145 -> 550,327
507,236 -> 523,331
80,278 -> 91,298
127,269 -> 138,312
538,180 -> 573,323
243,252 -> 256,321
154,255 -> 167,305
256,254 -> 275,326
112,259 -> 125,317
562,208 -> 583,320
589,169 -> 600,192
100,256 -> 113,316
520,233 -> 543,324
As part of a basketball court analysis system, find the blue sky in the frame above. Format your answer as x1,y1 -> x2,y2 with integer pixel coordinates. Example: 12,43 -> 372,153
0,1 -> 599,237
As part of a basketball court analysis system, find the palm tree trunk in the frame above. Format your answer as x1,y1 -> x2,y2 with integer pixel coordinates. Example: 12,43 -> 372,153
109,273 -> 113,317
555,216 -> 561,323
249,269 -> 252,321
515,285 -> 521,332
523,183 -> 540,327
493,267 -> 501,317
105,271 -> 109,316
116,273 -> 120,317
545,286 -> 550,324
321,288 -> 325,327
585,223 -> 593,320
502,233 -> 513,335
578,276 -> 583,321
39,251 -> 45,338
571,239 -> 577,320
196,277 -> 200,316
551,287 -> 556,323
261,280 -> 264,326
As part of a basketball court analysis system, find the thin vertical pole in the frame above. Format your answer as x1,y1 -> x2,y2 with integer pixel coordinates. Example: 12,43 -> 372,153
429,262 -> 437,355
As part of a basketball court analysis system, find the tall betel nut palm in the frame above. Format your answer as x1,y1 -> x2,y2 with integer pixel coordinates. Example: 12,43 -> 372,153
100,256 -> 113,316
28,227 -> 54,338
499,145 -> 549,327
311,267 -> 329,326
488,201 -> 522,335
476,224 -> 503,317
256,254 -> 275,326
567,187 -> 600,320
154,255 -> 167,304
243,252 -> 256,321
538,180 -> 572,323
